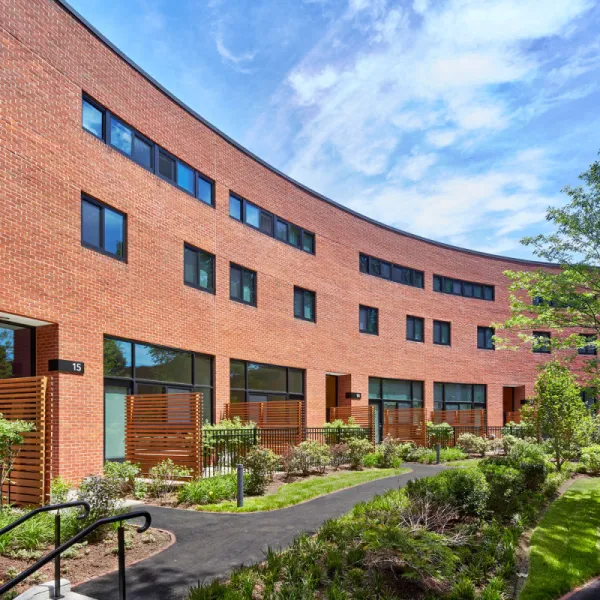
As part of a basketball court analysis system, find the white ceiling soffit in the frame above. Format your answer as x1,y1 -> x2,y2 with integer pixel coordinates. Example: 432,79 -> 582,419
0,312 -> 52,327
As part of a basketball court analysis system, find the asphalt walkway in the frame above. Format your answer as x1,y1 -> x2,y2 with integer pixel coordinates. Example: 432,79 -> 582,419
75,464 -> 444,600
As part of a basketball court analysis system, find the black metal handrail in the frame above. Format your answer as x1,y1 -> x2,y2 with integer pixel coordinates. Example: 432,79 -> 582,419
0,510 -> 151,599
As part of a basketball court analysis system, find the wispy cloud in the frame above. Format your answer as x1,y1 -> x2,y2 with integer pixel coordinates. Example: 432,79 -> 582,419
214,30 -> 257,73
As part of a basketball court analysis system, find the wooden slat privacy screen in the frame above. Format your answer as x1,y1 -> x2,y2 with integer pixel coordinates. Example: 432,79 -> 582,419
125,393 -> 202,476
224,401 -> 304,429
329,405 -> 374,430
0,376 -> 48,506
430,409 -> 486,426
505,411 -> 521,424
383,408 -> 426,446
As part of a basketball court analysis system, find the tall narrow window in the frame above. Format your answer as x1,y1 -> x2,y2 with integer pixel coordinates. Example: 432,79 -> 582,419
230,263 -> 257,306
229,194 -> 242,220
294,287 -> 316,322
158,151 -> 176,182
579,334 -> 597,355
81,195 -> 126,260
406,316 -> 424,342
184,244 -> 215,293
110,118 -> 133,155
177,161 -> 195,194
302,232 -> 315,254
82,98 -> 104,139
197,175 -> 214,206
477,326 -> 495,350
359,305 -> 379,335
433,320 -> 451,346
533,331 -> 551,353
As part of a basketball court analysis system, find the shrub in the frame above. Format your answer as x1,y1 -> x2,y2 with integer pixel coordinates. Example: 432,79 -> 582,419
372,438 -> 412,468
178,474 -> 237,505
323,418 -> 362,443
362,452 -> 378,468
243,447 -> 280,495
330,443 -> 350,469
104,460 -> 141,495
346,438 -> 372,470
202,417 -> 257,461
0,413 -> 35,505
406,468 -> 489,517
283,441 -> 331,476
580,445 -> 600,475
501,421 -> 532,439
147,459 -> 192,498
457,433 -> 488,457
406,446 -> 467,464
507,440 -> 551,490
502,434 -> 519,454
427,421 -> 454,446
478,460 -> 525,517
77,475 -> 122,539
50,476 -> 72,504
487,437 -> 504,455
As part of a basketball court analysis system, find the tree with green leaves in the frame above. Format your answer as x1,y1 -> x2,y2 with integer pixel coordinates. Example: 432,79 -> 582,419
497,156 -> 600,395
529,362 -> 594,470
0,413 -> 35,505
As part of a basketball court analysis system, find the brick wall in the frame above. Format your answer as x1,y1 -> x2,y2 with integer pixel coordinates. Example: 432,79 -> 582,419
0,0 -> 577,480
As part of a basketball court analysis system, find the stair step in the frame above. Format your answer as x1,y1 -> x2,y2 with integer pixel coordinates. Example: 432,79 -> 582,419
13,579 -> 96,600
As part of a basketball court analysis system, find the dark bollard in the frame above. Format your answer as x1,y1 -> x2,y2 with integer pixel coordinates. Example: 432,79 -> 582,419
237,464 -> 244,508
436,443 -> 441,464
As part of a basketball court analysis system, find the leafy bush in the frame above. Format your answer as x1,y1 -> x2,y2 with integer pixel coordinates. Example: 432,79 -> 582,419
346,438 -> 372,470
580,445 -> 600,475
502,434 -> 519,454
406,446 -> 467,464
457,433 -> 488,457
50,476 -> 72,504
178,474 -> 237,505
330,443 -> 350,469
243,447 -> 280,495
147,459 -> 192,498
427,421 -> 454,446
478,460 -> 525,517
371,438 -> 412,468
507,440 -> 551,490
104,460 -> 141,495
0,414 -> 35,505
77,475 -> 122,539
283,441 -> 331,476
202,417 -> 257,461
501,421 -> 533,438
406,468 -> 489,517
362,452 -> 378,468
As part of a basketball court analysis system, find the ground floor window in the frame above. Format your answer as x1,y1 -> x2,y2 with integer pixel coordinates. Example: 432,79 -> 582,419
103,336 -> 213,460
434,382 -> 486,411
0,320 -> 34,378
229,359 -> 304,403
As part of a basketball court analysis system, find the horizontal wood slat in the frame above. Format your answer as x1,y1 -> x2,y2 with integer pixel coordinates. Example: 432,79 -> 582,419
224,401 -> 304,429
383,408 -> 426,445
430,409 -> 486,426
505,411 -> 521,424
126,393 -> 202,476
329,406 -> 373,429
0,376 -> 47,507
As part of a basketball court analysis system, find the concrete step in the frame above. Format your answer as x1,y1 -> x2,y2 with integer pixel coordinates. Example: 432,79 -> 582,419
13,579 -> 95,600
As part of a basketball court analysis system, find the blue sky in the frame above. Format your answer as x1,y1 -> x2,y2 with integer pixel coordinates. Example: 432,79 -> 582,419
68,0 -> 600,259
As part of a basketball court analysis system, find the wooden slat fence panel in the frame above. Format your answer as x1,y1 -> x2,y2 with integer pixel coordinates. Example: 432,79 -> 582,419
125,393 -> 201,476
329,406 -> 373,429
0,376 -> 47,506
224,401 -> 304,429
383,408 -> 426,445
430,409 -> 486,427
505,411 -> 521,424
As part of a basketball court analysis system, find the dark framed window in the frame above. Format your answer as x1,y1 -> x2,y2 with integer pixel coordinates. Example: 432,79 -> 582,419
533,331 -> 551,353
578,334 -> 597,355
359,305 -> 379,335
433,274 -> 494,301
230,263 -> 257,306
0,320 -> 35,378
359,253 -> 424,289
81,194 -> 126,260
433,320 -> 451,346
406,316 -> 424,342
82,93 -> 214,207
230,359 -> 304,404
294,287 -> 316,322
434,382 -> 486,411
368,377 -> 424,408
103,335 -> 214,460
477,326 -> 495,350
184,244 -> 215,293
228,193 -> 315,255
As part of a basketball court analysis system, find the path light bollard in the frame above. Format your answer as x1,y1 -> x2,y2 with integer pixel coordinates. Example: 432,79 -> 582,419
237,464 -> 244,508
436,443 -> 441,464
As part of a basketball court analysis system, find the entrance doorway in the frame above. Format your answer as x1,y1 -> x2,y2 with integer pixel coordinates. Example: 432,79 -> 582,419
326,374 -> 338,421
0,319 -> 35,379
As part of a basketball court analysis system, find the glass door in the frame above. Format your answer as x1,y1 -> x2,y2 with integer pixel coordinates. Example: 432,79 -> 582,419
104,381 -> 131,461
370,400 -> 383,443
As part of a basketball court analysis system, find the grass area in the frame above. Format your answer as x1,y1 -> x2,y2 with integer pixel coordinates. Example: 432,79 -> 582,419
520,477 -> 600,600
446,458 -> 483,467
195,467 -> 410,512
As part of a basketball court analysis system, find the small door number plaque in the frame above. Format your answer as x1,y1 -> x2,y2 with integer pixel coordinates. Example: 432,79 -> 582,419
48,359 -> 85,375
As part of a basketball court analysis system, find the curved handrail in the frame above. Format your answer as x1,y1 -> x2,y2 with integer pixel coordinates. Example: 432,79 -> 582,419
0,510 -> 151,596
0,501 -> 90,537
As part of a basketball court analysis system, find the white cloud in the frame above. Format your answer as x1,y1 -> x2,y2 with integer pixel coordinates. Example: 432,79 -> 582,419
389,152 -> 437,181
214,30 -> 257,71
288,67 -> 339,106
426,129 -> 458,148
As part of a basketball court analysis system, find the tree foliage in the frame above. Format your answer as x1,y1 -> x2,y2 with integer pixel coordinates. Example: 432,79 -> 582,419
0,413 -> 35,504
528,362 -> 593,470
497,156 -> 600,392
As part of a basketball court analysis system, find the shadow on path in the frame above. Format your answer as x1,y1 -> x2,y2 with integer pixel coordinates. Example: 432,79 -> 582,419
75,464 -> 444,600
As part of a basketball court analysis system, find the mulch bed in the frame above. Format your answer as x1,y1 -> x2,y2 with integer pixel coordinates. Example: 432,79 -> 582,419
0,526 -> 172,597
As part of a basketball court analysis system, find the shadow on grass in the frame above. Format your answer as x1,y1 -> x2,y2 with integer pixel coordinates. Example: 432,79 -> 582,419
520,478 -> 600,600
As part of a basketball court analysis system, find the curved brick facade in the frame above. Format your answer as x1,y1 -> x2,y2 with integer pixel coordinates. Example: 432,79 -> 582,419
0,0 -> 576,479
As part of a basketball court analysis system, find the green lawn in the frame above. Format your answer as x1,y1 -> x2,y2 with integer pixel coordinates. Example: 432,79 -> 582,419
195,468 -> 410,513
520,478 -> 600,600
446,458 -> 483,467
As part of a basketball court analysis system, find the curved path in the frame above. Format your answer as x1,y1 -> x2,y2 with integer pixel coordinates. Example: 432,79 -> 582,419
562,578 -> 600,600
75,464 -> 444,600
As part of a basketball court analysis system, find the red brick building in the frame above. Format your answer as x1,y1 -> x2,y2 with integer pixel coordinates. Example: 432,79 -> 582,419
0,0 -> 565,480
